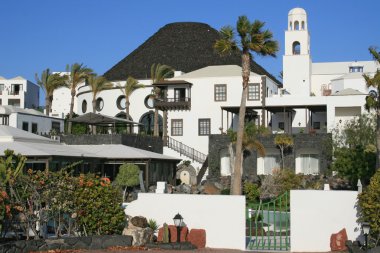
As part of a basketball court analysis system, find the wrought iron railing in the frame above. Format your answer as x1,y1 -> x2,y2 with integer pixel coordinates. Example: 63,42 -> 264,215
163,136 -> 206,164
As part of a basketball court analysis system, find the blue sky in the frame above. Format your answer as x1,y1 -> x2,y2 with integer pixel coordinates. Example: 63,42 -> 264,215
1,0 -> 379,106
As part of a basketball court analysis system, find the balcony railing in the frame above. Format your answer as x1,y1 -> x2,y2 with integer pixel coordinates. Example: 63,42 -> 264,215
154,97 -> 191,110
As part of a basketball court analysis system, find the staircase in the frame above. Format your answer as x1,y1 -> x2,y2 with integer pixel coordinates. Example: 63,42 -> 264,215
163,136 -> 207,164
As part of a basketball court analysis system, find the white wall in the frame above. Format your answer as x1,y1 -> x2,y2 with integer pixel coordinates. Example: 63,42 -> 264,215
11,113 -> 64,133
125,193 -> 246,250
290,190 -> 360,252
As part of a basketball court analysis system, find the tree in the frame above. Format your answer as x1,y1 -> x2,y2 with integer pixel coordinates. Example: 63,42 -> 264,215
363,46 -> 380,168
150,63 -> 174,137
35,69 -> 67,116
88,75 -> 112,134
115,163 -> 140,202
118,77 -> 144,126
227,122 -> 268,192
214,16 -> 278,194
66,63 -> 93,134
331,114 -> 376,187
358,169 -> 380,246
274,134 -> 294,169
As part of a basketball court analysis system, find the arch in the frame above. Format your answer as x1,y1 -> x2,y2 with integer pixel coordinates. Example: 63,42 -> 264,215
292,41 -> 301,55
115,112 -> 134,134
301,21 -> 305,30
219,148 -> 231,176
289,21 -> 292,30
294,21 -> 300,30
139,111 -> 163,136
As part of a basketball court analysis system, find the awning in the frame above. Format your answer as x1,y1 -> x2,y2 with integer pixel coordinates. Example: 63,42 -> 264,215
68,112 -> 142,126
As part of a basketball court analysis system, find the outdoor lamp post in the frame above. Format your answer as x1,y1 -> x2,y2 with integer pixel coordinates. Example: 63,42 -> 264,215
173,213 -> 183,243
362,222 -> 370,249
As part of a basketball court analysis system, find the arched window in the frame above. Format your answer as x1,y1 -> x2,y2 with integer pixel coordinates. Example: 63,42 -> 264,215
301,21 -> 305,30
82,100 -> 87,113
115,112 -> 134,134
294,21 -> 300,30
292,41 -> 301,55
139,111 -> 163,136
289,22 -> 292,30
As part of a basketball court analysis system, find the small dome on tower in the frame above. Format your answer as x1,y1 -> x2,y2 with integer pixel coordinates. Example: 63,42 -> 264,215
288,7 -> 307,16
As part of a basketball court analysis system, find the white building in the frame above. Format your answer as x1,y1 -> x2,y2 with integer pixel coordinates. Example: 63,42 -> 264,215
51,8 -> 378,176
0,105 -> 64,134
0,76 -> 39,109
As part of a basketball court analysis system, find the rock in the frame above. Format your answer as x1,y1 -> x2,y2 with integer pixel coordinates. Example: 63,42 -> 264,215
214,182 -> 223,190
130,216 -> 148,228
180,226 -> 189,242
188,229 -> 206,249
169,225 -> 178,242
203,182 -> 221,195
123,227 -> 154,246
330,228 -> 348,251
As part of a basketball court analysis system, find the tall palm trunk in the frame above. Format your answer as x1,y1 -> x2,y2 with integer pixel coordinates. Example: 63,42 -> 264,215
154,109 -> 159,136
45,97 -> 50,116
68,89 -> 76,134
92,99 -> 97,134
125,99 -> 131,133
231,52 -> 250,195
162,110 -> 168,144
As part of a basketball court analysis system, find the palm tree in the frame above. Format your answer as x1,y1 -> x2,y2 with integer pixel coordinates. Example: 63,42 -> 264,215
66,63 -> 93,134
214,16 -> 278,195
35,69 -> 67,116
150,63 -> 174,137
119,76 -> 144,124
88,75 -> 113,134
363,46 -> 380,168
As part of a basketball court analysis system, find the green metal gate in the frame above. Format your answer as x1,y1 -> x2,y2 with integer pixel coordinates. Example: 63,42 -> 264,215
246,192 -> 290,251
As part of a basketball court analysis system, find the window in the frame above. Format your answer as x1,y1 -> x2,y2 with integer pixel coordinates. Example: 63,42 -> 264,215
278,122 -> 284,130
0,84 -> 4,94
82,100 -> 87,113
171,119 -> 183,136
52,121 -> 61,133
264,154 -> 281,174
0,115 -> 9,125
289,22 -> 292,30
299,154 -> 319,174
313,122 -> 320,130
22,122 -> 29,131
248,83 -> 260,101
349,66 -> 363,73
96,97 -> 104,111
214,84 -> 227,101
117,95 -> 127,110
11,84 -> 22,95
174,88 -> 186,102
32,123 -> 38,134
143,95 -> 154,109
198,118 -> 211,136
294,21 -> 300,30
301,21 -> 305,30
293,41 -> 301,55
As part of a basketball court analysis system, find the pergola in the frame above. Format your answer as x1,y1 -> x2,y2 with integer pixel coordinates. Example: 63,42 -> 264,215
69,112 -> 143,133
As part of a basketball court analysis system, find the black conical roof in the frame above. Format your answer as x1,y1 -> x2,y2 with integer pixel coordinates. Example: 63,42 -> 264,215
103,22 -> 280,84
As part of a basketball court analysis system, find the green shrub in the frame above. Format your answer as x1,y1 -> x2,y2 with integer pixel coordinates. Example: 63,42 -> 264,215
148,218 -> 159,233
358,170 -> 380,244
115,163 -> 140,202
75,174 -> 125,235
243,182 -> 260,203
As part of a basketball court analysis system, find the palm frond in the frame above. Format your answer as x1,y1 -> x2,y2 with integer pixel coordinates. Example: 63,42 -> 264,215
236,16 -> 250,38
369,46 -> 380,64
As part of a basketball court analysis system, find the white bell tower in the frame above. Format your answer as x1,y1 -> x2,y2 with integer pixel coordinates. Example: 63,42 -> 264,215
283,7 -> 312,96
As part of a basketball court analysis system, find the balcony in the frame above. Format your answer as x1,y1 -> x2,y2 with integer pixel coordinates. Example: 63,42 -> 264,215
154,97 -> 191,110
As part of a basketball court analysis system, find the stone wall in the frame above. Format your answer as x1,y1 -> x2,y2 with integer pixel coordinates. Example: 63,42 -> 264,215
0,235 -> 133,253
208,133 -> 332,181
60,134 -> 163,153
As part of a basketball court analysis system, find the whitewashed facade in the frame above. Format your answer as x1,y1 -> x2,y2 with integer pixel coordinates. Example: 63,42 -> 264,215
50,7 -> 378,175
0,76 -> 39,109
